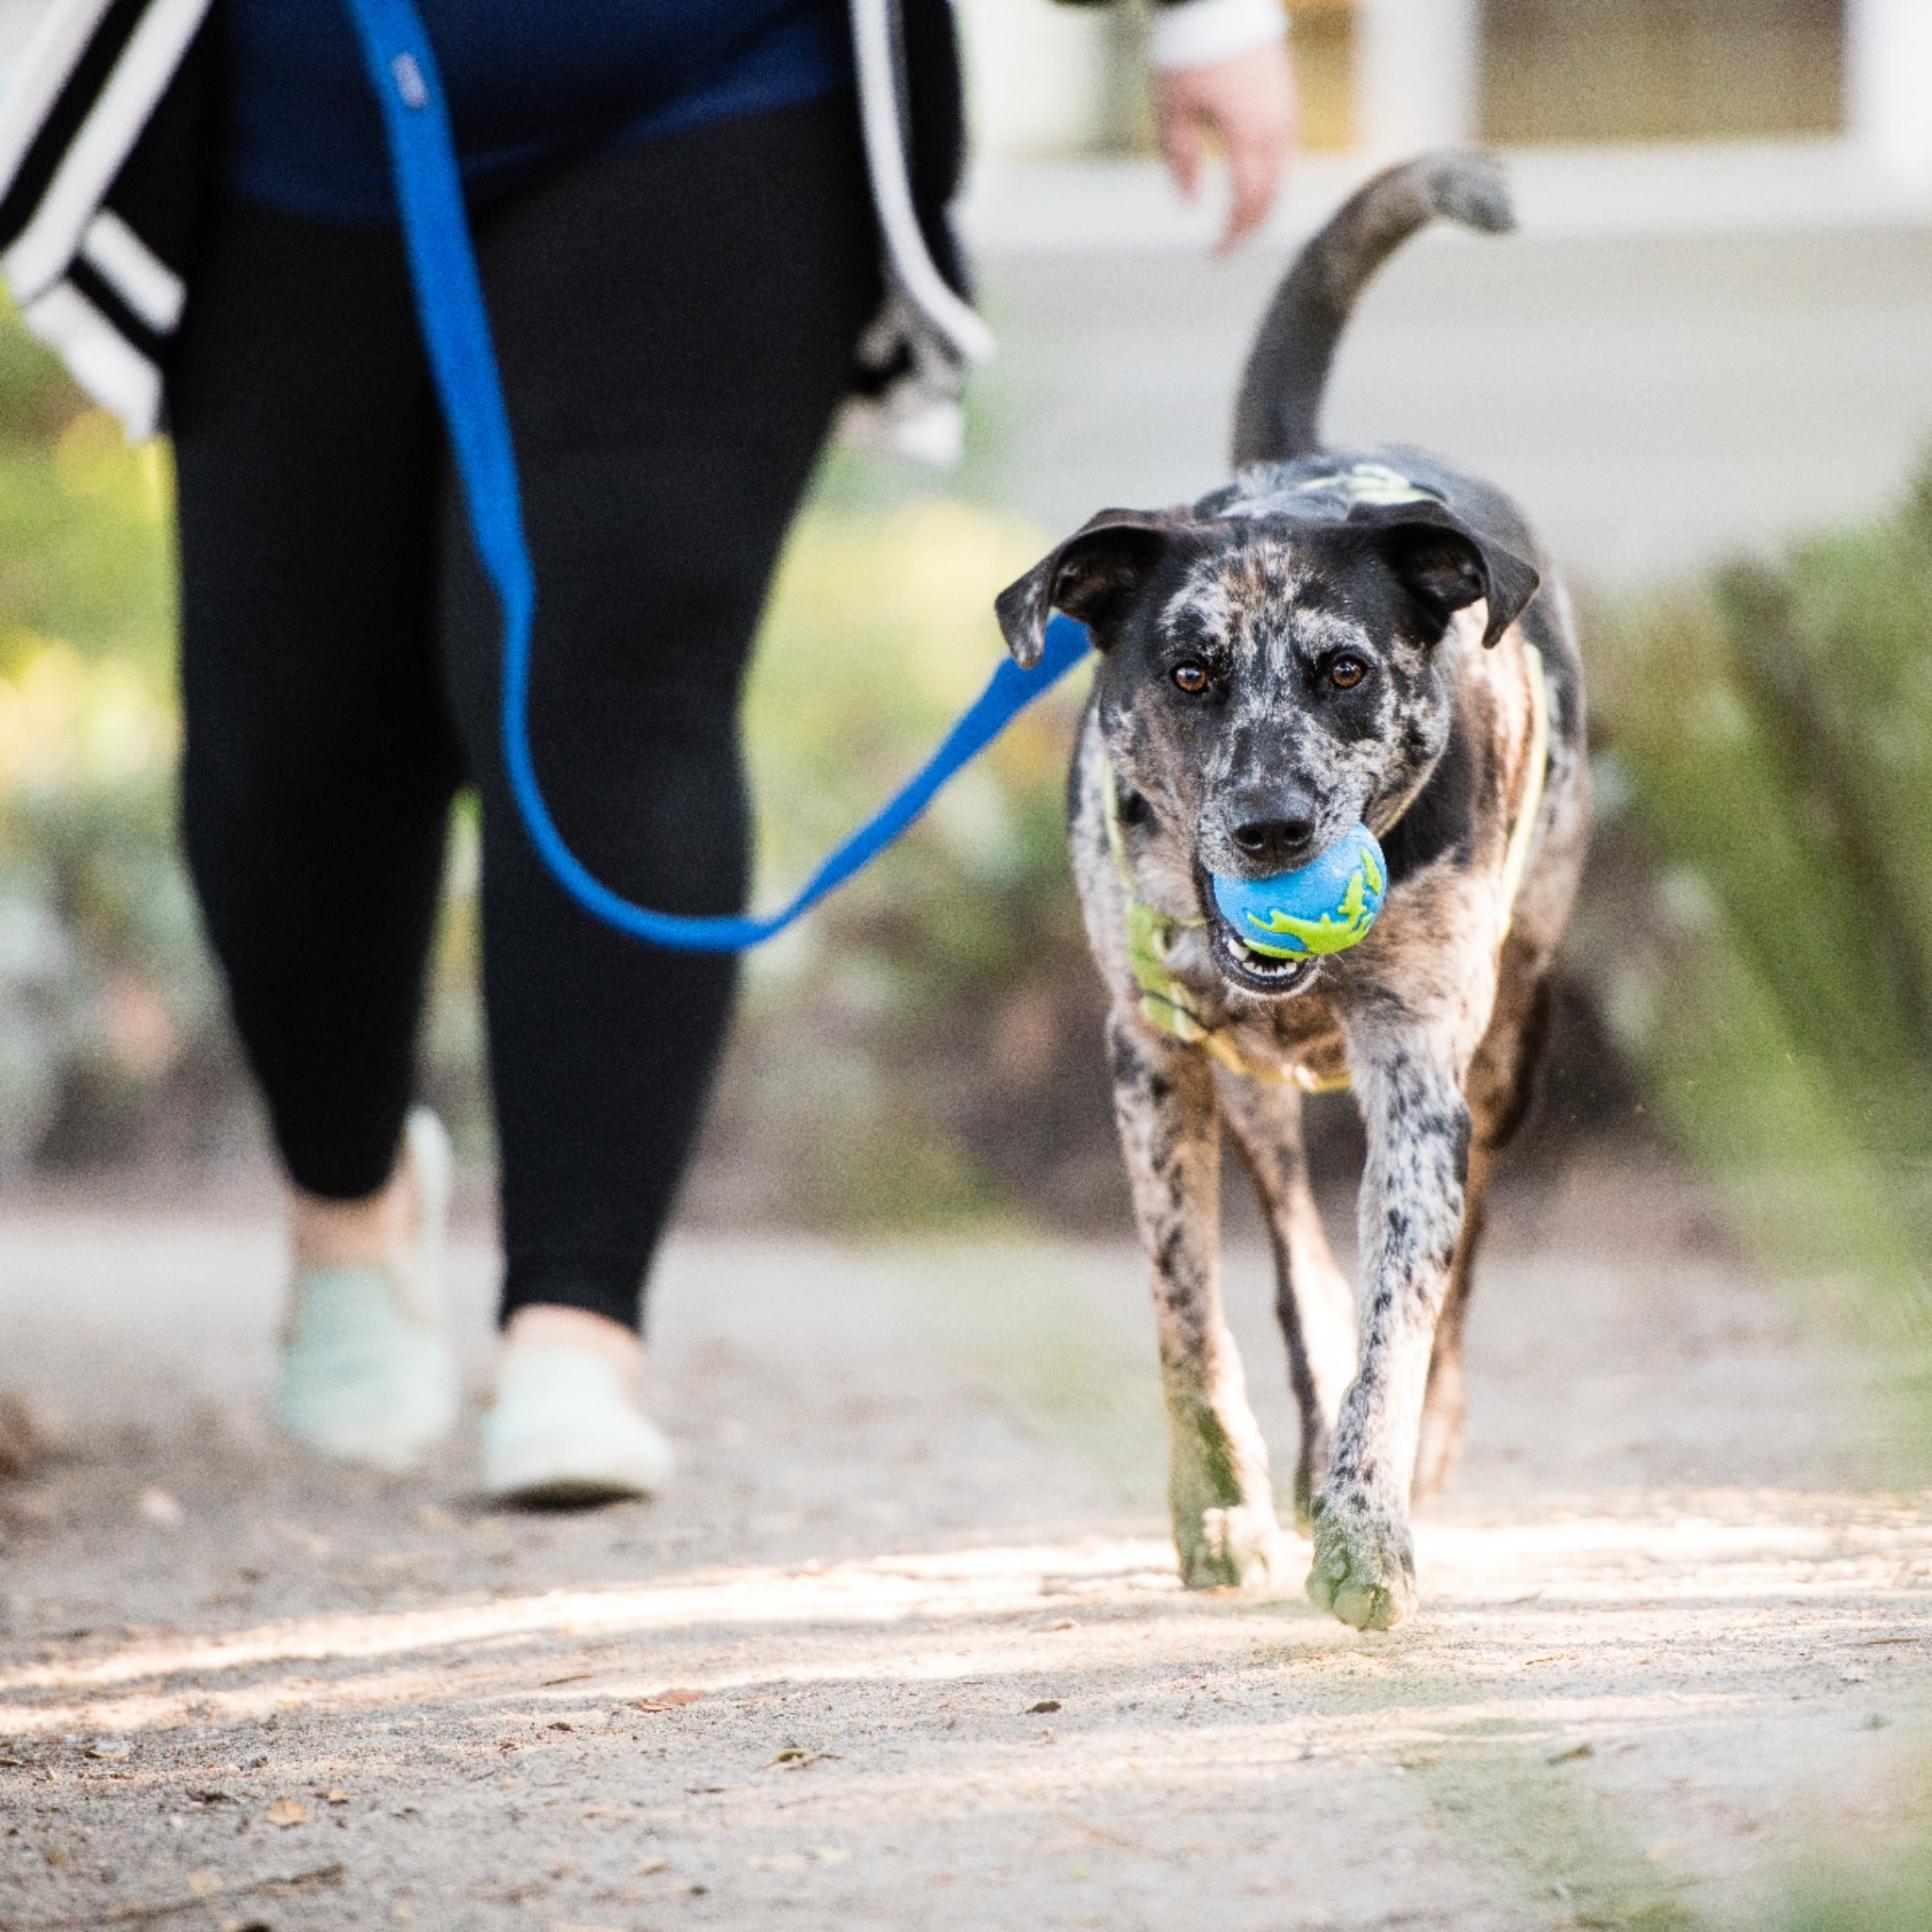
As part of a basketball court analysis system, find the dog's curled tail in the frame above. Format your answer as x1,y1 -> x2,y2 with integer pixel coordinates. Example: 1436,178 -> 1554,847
1230,151 -> 1513,470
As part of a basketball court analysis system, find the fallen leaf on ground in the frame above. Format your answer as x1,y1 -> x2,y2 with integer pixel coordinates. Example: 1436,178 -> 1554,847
1027,1699 -> 1062,1714
250,1862 -> 343,1895
630,1686 -> 703,1711
548,1721 -> 575,1732
265,1797 -> 313,1827
541,1672 -> 593,1687
86,1740 -> 131,1759
0,1395 -> 50,1478
186,1868 -> 224,1897
635,1857 -> 671,1875
1059,1812 -> 1138,1850
765,1747 -> 839,1769
322,1788 -> 354,1805
1547,1741 -> 1594,1763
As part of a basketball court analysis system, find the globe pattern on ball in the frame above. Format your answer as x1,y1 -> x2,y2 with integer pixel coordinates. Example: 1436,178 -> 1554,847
1209,824 -> 1387,959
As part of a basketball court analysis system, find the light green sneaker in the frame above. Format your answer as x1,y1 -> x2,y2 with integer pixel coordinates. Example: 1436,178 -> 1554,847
272,1108 -> 459,1471
481,1343 -> 674,1507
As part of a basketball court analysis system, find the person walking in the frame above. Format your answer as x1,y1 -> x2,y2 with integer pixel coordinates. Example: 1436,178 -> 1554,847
0,0 -> 1296,1503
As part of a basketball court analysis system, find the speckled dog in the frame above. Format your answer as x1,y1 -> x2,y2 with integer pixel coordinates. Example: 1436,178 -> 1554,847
994,154 -> 1588,1631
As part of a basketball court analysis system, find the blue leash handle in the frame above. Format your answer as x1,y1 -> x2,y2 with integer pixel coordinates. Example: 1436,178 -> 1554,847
339,0 -> 1090,952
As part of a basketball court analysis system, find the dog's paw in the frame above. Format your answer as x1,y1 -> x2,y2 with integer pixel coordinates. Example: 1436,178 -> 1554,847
1177,1502 -> 1296,1591
1305,1492 -> 1417,1630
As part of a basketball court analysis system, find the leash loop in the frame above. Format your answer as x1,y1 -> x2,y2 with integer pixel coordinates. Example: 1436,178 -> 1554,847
338,0 -> 1088,953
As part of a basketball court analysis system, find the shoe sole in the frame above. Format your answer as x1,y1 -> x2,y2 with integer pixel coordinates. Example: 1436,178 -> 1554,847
491,1473 -> 660,1510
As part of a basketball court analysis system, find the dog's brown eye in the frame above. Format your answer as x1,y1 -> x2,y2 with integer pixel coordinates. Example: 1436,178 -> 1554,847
1171,659 -> 1210,694
1328,655 -> 1367,691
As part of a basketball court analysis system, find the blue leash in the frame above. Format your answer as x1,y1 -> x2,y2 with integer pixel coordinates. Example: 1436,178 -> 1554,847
339,0 -> 1090,952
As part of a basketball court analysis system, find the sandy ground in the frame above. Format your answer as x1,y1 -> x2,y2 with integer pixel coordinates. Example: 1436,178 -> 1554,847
2,1157 -> 1929,1932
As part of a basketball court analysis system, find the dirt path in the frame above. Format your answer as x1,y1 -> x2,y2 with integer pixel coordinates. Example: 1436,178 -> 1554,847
2,1158 -> 1928,1931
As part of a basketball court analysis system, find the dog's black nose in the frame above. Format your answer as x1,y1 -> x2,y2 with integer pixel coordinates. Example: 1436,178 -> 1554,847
1229,807 -> 1317,870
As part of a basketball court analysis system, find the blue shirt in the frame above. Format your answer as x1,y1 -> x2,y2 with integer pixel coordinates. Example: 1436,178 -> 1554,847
223,0 -> 854,221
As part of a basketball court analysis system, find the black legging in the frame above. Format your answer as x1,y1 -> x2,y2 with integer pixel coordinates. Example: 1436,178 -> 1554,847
171,94 -> 879,1329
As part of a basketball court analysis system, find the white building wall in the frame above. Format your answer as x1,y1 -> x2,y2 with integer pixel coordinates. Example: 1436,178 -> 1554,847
1846,0 -> 1932,187
1353,0 -> 1481,158
954,0 -> 1119,163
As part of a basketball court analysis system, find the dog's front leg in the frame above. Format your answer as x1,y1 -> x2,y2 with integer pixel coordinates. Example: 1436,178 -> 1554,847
1307,1041 -> 1471,1631
1107,1008 -> 1287,1591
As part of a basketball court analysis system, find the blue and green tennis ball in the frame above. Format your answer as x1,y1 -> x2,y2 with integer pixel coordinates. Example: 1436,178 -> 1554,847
1210,823 -> 1386,959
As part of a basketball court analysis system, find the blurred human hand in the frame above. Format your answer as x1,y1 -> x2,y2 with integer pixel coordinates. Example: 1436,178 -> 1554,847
1153,40 -> 1296,254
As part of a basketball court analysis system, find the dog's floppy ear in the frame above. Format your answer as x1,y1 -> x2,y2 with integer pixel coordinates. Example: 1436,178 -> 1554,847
1350,500 -> 1540,648
994,508 -> 1180,669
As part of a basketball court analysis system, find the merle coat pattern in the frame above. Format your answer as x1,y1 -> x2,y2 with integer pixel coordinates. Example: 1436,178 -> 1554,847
995,154 -> 1589,1630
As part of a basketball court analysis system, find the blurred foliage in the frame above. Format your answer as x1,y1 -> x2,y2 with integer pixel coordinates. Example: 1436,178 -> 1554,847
706,491 -> 1124,1232
1758,1759 -> 1932,1932
0,324 -> 213,1174
1587,458 -> 1932,1398
1773,1850 -> 1932,1932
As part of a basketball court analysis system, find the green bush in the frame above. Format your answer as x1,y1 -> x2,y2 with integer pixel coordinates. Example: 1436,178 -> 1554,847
710,493 -> 1118,1232
1589,458 -> 1932,1363
0,332 -> 208,1171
